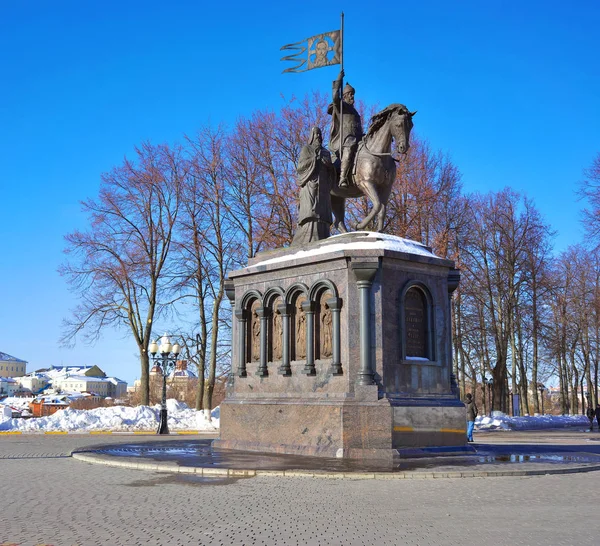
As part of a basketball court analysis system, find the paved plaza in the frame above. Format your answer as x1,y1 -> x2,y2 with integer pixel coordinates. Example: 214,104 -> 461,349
1,430 -> 600,545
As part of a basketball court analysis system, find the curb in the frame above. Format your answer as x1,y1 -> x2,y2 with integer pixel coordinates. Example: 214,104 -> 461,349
0,431 -> 210,436
71,452 -> 600,480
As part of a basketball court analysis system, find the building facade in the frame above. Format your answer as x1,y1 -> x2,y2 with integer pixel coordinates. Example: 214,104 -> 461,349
17,365 -> 127,400
0,352 -> 27,378
14,374 -> 49,395
0,377 -> 18,397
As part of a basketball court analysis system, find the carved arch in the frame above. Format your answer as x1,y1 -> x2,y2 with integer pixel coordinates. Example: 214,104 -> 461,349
399,280 -> 436,361
239,289 -> 263,312
284,282 -> 310,304
237,289 -> 263,366
263,286 -> 285,307
309,280 -> 342,374
263,287 -> 285,363
284,283 -> 310,362
308,279 -> 339,302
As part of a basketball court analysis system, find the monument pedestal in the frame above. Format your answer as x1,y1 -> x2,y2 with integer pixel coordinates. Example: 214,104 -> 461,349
213,232 -> 465,460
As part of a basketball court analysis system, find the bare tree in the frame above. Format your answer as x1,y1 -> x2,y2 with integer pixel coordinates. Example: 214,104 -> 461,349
458,189 -> 551,412
175,125 -> 239,412
61,143 -> 184,404
224,93 -> 331,255
578,152 -> 600,246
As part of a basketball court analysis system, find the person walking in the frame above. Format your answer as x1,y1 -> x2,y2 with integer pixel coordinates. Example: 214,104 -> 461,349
465,393 -> 478,443
595,404 -> 600,431
587,404 -> 596,431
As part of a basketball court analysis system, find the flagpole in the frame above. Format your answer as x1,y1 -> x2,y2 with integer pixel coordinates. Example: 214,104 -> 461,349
339,11 -> 344,171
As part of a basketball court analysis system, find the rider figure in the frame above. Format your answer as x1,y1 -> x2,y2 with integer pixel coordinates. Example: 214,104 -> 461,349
327,69 -> 363,189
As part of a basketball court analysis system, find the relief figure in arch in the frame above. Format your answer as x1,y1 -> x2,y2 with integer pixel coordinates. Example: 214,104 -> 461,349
251,306 -> 260,362
272,304 -> 283,361
320,300 -> 333,358
295,298 -> 307,359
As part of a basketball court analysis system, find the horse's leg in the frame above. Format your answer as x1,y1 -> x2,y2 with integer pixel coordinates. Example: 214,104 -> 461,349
376,203 -> 386,232
376,182 -> 393,232
331,194 -> 348,233
356,181 -> 381,231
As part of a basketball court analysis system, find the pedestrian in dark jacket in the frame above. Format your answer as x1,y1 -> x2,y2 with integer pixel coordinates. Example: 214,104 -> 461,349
595,405 -> 600,431
586,406 -> 595,431
465,393 -> 478,442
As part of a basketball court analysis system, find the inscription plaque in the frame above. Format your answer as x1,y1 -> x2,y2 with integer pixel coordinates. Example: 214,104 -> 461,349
405,288 -> 427,357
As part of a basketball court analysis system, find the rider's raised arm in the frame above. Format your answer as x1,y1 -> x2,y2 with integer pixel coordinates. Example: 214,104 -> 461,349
332,70 -> 344,106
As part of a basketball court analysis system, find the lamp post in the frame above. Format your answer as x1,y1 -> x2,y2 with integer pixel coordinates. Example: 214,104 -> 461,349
538,384 -> 545,415
149,333 -> 181,435
486,377 -> 494,417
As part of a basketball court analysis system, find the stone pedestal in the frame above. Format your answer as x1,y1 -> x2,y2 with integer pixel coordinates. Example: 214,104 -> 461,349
213,232 -> 465,460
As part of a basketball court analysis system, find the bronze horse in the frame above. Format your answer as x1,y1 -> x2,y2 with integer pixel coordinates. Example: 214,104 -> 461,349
330,104 -> 415,233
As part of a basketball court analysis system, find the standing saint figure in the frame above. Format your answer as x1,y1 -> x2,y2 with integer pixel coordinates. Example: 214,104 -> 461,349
320,302 -> 333,358
327,69 -> 363,189
251,307 -> 260,362
291,126 -> 336,246
295,298 -> 307,359
272,306 -> 283,361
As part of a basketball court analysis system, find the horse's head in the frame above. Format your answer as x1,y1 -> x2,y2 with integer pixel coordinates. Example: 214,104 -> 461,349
366,104 -> 416,155
390,105 -> 416,155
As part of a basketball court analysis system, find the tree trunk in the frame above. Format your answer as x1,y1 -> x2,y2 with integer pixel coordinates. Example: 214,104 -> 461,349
510,327 -> 519,413
140,351 -> 150,406
204,288 -> 225,413
195,364 -> 205,411
558,353 -> 567,414
531,290 -> 540,414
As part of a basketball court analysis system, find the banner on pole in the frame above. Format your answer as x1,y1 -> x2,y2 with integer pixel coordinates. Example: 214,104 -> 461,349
280,30 -> 341,73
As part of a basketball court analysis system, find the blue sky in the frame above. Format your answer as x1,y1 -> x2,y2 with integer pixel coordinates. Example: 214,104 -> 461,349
1,1 -> 599,385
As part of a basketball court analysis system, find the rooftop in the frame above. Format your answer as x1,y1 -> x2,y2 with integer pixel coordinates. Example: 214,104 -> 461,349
0,352 -> 27,363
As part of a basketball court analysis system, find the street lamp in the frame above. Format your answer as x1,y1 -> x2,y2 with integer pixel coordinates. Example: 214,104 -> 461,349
148,333 -> 181,435
538,384 -> 545,415
486,377 -> 494,417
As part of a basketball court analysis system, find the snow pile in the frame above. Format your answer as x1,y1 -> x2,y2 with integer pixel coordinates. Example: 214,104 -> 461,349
2,398 -> 591,433
476,411 -> 590,431
0,400 -> 219,432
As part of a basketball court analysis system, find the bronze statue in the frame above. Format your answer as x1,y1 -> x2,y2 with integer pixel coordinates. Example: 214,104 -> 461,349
327,70 -> 363,189
330,104 -> 415,232
282,33 -> 415,238
291,127 -> 336,246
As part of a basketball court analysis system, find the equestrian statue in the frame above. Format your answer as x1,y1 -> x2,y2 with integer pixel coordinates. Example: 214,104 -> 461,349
281,27 -> 415,240
327,70 -> 416,234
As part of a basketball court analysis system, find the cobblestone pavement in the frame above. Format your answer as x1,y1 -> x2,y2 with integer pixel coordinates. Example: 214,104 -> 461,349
1,432 -> 600,546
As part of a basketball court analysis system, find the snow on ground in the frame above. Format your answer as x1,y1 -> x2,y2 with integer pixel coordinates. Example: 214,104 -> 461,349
0,398 -> 593,433
0,398 -> 219,432
476,411 -> 590,431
